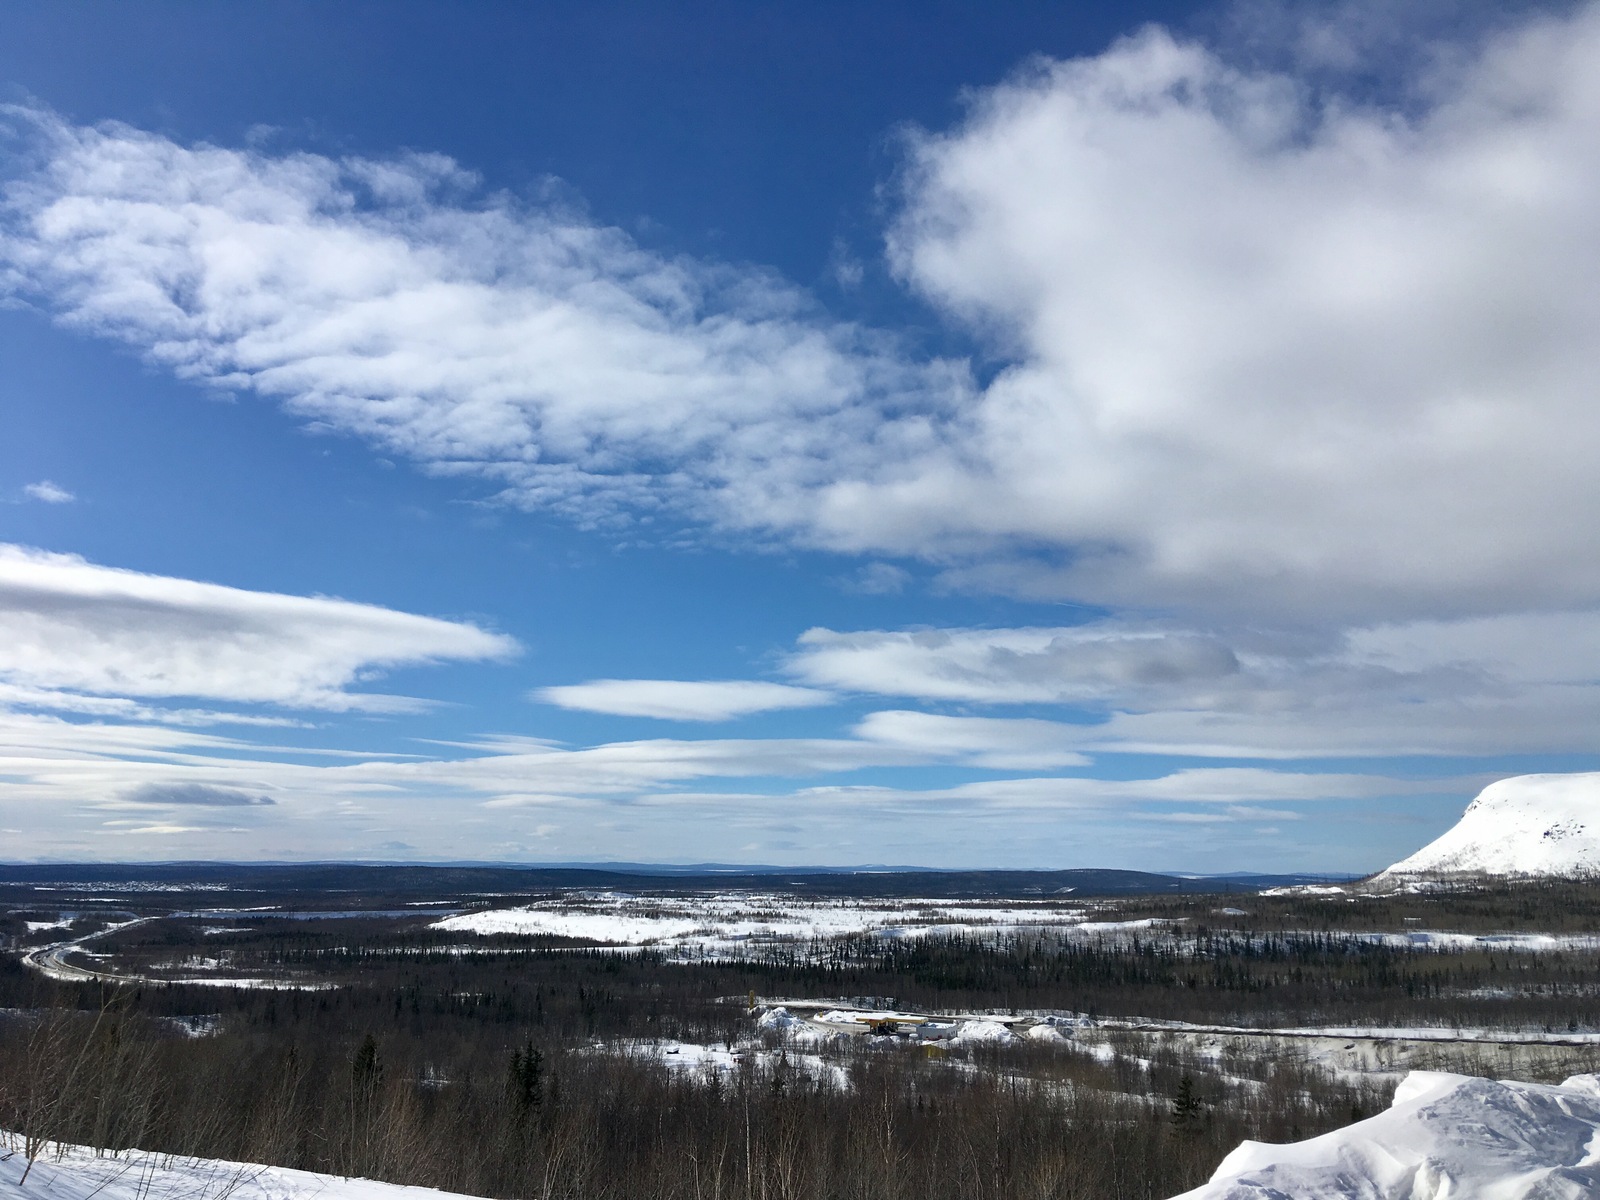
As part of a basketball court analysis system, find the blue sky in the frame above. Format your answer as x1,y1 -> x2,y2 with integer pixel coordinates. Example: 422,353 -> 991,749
0,0 -> 1596,870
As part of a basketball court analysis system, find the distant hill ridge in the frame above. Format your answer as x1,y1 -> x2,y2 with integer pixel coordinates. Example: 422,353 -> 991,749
1376,772 -> 1600,881
0,861 -> 1348,899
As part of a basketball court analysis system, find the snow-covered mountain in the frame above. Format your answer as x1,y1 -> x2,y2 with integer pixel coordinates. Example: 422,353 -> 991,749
1376,772 -> 1600,880
1173,1071 -> 1600,1199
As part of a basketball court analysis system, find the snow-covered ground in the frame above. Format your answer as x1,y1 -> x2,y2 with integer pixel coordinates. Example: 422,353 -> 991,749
15,1074 -> 1598,1200
432,890 -> 1600,964
1173,1071 -> 1600,1199
1351,930 -> 1600,951
431,892 -> 1169,957
1094,1015 -> 1600,1045
0,1133 -> 486,1200
748,999 -> 1600,1100
1257,884 -> 1350,897
1377,772 -> 1600,880
21,919 -> 73,933
598,1036 -> 854,1090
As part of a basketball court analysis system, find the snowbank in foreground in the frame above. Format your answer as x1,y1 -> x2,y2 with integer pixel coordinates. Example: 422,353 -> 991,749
0,1134 -> 486,1200
1172,1071 -> 1600,1199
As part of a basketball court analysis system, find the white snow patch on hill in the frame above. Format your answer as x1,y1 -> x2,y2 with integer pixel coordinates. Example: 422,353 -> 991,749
432,893 -> 1098,956
0,1133 -> 487,1200
1377,773 -> 1600,879
1172,1071 -> 1600,1199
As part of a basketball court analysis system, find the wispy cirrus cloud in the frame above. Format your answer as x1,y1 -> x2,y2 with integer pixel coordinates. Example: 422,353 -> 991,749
0,699 -> 1457,865
22,480 -> 74,504
853,710 -> 1091,770
536,679 -> 834,721
0,543 -> 517,712
0,699 -> 1404,818
655,769 -> 1464,812
0,680 -> 306,727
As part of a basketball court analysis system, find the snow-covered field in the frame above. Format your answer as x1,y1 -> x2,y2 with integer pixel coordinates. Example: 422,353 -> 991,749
0,1133 -> 484,1200
429,889 -> 1600,965
1174,1071 -> 1600,1199
431,892 -> 1164,956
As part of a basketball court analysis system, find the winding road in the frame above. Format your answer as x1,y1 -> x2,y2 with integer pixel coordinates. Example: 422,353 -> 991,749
21,917 -> 157,984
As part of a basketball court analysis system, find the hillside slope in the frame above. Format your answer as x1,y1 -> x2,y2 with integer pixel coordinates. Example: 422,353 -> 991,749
1377,772 -> 1600,879
12,1073 -> 1600,1200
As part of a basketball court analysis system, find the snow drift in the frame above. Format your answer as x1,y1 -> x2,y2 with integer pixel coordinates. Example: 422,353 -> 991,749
1377,773 -> 1600,879
1172,1071 -> 1600,1199
0,1134 -> 488,1200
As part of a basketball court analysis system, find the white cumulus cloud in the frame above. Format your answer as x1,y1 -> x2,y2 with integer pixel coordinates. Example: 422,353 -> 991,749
873,9 -> 1600,618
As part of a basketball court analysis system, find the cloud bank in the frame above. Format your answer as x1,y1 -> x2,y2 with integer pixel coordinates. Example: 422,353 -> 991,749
6,8 -> 1600,621
796,613 -> 1600,758
122,782 -> 274,807
0,543 -> 517,711
0,698 -> 1452,865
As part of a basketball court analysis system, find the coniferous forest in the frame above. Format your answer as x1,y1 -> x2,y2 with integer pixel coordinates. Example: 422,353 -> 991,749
5,872 -> 1600,1200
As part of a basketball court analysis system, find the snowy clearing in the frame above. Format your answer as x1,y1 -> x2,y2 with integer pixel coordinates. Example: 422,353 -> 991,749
431,892 -> 1171,956
430,890 -> 1600,964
